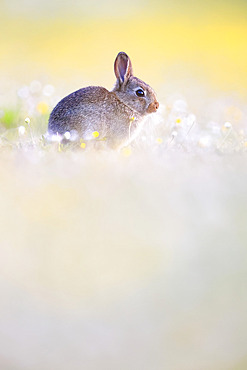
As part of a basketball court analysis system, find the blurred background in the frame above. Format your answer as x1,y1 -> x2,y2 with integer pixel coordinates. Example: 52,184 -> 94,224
1,0 -> 247,94
0,1 -> 247,370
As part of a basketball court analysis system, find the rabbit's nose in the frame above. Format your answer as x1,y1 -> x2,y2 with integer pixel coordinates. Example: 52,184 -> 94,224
154,101 -> 159,110
147,101 -> 159,113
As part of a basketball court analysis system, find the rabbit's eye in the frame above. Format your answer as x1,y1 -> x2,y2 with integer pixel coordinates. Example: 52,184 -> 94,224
135,89 -> 145,97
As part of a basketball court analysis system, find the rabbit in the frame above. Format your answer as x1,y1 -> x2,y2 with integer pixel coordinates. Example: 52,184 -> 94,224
48,52 -> 159,149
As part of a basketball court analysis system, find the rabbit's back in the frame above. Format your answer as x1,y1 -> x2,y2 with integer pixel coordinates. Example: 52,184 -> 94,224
48,86 -> 137,144
49,86 -> 112,135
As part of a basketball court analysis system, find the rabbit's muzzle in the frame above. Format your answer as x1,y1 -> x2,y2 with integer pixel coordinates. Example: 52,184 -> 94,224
147,101 -> 159,113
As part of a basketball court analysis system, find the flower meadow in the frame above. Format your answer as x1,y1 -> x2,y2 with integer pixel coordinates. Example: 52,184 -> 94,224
0,77 -> 247,370
1,0 -> 247,367
1,78 -> 247,153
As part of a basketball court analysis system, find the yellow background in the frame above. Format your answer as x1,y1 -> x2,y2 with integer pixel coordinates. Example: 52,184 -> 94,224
1,0 -> 247,95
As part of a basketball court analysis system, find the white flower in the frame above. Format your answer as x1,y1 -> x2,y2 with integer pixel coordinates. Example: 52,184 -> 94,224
224,121 -> 232,129
51,134 -> 62,142
43,84 -> 55,97
18,126 -> 26,135
25,117 -> 31,125
17,86 -> 29,99
64,131 -> 71,140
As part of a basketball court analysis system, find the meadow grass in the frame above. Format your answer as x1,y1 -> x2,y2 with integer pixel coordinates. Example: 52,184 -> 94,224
0,79 -> 247,369
1,1 -> 247,367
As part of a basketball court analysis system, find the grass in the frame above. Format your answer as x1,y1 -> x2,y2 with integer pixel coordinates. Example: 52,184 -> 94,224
1,1 -> 247,366
0,79 -> 247,369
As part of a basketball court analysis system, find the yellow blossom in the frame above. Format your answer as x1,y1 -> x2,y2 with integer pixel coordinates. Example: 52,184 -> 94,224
156,137 -> 163,144
122,146 -> 132,157
92,131 -> 99,138
37,102 -> 49,115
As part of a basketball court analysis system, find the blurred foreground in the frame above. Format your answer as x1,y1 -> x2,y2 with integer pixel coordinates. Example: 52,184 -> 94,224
0,90 -> 247,369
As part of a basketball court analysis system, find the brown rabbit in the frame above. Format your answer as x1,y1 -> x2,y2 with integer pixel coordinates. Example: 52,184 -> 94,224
48,52 -> 159,149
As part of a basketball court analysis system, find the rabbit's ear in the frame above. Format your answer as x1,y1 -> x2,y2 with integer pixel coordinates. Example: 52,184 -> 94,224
114,52 -> 133,85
